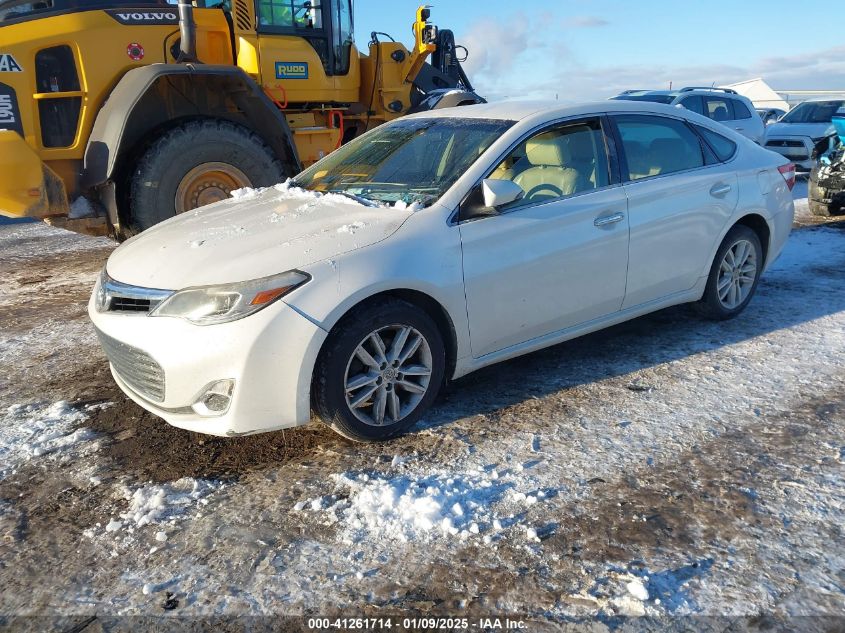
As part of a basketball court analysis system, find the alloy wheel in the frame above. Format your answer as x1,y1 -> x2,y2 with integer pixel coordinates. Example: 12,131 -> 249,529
343,325 -> 433,427
717,239 -> 757,309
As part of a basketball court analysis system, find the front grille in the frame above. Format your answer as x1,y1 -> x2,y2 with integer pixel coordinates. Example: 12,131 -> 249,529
110,297 -> 152,312
766,140 -> 804,148
95,328 -> 165,403
99,272 -> 171,314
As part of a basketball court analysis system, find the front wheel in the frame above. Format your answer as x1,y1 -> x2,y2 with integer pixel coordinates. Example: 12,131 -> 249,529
694,225 -> 763,320
313,300 -> 446,442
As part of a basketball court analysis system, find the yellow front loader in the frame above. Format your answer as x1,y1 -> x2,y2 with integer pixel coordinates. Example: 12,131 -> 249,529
0,0 -> 480,237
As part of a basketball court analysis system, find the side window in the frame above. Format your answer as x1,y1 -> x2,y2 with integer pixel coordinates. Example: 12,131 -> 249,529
331,0 -> 353,75
731,99 -> 753,120
257,0 -> 322,28
615,115 -> 705,180
695,125 -> 737,162
679,96 -> 704,115
488,119 -> 610,207
705,97 -> 735,122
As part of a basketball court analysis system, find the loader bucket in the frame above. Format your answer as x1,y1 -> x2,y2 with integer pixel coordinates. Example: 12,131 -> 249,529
0,130 -> 68,218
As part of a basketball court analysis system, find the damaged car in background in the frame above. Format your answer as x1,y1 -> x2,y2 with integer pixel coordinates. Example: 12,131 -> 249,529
809,107 -> 845,217
764,99 -> 845,175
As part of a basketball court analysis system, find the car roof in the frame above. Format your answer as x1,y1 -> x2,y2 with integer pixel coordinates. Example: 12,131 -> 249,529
403,98 -> 722,127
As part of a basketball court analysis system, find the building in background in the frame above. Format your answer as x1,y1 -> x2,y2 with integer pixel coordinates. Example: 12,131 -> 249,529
723,78 -> 845,111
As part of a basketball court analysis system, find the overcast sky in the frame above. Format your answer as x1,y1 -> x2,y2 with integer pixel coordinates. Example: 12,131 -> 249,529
354,0 -> 845,102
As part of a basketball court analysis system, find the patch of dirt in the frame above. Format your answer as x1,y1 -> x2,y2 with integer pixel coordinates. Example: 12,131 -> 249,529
85,396 -> 344,483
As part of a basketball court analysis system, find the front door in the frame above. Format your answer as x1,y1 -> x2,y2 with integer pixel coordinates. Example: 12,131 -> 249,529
459,118 -> 630,358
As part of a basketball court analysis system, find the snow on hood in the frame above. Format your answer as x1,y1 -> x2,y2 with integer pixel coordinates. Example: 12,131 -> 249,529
765,121 -> 835,139
106,182 -> 415,289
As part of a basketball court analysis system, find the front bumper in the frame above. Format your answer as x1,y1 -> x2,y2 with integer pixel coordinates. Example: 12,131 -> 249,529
809,165 -> 845,215
88,291 -> 327,436
763,137 -> 815,172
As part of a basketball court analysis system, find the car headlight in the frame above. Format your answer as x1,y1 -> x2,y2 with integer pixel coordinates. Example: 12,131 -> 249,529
149,270 -> 310,325
94,268 -> 109,312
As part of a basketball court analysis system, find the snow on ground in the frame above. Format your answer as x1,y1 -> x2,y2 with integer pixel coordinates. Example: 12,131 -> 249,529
85,477 -> 224,543
0,196 -> 843,623
792,178 -> 810,219
301,462 -> 552,544
0,221 -> 113,261
0,401 -> 101,478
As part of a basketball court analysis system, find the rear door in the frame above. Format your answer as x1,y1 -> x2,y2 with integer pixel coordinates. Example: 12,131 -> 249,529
727,97 -> 763,142
610,114 -> 738,309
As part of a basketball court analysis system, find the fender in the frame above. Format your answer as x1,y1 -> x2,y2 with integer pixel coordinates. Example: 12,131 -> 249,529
82,64 -> 301,189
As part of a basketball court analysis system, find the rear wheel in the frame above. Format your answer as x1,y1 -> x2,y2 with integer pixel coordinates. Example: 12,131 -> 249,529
128,119 -> 287,233
694,225 -> 763,320
313,300 -> 446,442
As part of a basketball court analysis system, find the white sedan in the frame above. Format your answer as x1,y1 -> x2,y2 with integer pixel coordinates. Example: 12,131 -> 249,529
89,100 -> 796,442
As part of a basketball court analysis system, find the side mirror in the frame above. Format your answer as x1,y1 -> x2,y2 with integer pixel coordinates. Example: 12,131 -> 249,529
481,178 -> 524,208
458,179 -> 524,222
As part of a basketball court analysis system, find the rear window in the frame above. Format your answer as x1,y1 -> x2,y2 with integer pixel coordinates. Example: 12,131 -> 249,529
732,99 -> 753,120
695,125 -> 737,162
705,97 -> 735,122
615,115 -> 705,181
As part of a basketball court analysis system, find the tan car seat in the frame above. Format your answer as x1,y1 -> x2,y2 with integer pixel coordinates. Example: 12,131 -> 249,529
513,136 -> 581,202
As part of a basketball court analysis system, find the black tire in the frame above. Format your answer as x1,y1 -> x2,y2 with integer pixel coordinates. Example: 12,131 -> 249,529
128,119 -> 287,233
313,299 -> 446,443
693,225 -> 763,321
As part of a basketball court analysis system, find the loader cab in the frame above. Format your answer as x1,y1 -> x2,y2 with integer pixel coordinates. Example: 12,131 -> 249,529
255,0 -> 354,76
249,0 -> 359,104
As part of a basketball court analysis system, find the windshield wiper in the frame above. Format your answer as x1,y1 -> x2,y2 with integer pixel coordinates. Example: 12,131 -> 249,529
328,190 -> 380,207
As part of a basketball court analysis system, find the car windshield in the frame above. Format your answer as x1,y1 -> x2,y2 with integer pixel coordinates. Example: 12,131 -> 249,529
612,94 -> 676,104
293,117 -> 513,206
780,101 -> 845,124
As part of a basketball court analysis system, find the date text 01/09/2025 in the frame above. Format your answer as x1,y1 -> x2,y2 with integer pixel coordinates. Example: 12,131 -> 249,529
306,617 -> 528,630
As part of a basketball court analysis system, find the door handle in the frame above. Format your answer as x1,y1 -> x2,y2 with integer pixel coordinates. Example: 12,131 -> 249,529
594,212 -> 625,227
710,183 -> 732,196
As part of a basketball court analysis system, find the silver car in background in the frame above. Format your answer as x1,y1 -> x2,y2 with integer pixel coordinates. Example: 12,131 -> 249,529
612,87 -> 766,144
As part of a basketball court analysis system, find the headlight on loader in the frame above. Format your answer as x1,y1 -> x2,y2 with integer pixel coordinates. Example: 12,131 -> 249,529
150,270 -> 310,325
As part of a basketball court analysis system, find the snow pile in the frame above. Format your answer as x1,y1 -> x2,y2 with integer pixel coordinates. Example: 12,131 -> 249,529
231,180 -> 424,214
297,466 -> 552,543
119,478 -> 219,529
392,199 -> 423,212
68,196 -> 98,219
0,401 -> 98,477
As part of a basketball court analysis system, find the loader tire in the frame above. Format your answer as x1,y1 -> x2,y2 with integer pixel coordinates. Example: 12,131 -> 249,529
128,119 -> 287,233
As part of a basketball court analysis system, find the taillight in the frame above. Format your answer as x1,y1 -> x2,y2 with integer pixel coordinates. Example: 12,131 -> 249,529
778,163 -> 796,191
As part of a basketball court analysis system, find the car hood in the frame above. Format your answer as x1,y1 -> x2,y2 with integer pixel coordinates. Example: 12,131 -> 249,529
106,184 -> 413,290
765,121 -> 834,139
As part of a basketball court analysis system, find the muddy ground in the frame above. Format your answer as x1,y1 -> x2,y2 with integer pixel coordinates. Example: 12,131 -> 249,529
0,210 -> 843,632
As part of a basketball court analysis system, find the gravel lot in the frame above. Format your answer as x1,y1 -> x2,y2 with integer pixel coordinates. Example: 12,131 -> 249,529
0,195 -> 843,631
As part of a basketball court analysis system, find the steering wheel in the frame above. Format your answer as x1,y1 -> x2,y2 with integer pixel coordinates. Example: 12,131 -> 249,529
524,184 -> 564,200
